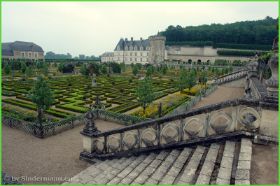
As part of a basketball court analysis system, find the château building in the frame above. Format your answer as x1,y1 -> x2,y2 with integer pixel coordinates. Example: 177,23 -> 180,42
2,41 -> 44,61
101,34 -> 166,65
101,34 -> 253,64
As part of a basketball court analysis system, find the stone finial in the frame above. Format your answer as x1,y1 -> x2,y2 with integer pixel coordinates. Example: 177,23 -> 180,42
82,110 -> 99,136
92,95 -> 103,109
265,32 -> 278,97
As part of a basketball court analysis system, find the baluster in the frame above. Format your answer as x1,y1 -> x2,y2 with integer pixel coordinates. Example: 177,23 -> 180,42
137,129 -> 141,149
120,133 -> 124,151
104,135 -> 108,153
232,106 -> 238,131
156,123 -> 161,146
204,113 -> 210,137
179,119 -> 184,142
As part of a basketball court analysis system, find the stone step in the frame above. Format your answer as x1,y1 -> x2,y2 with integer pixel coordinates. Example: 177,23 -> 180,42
159,148 -> 192,184
144,149 -> 181,184
195,143 -> 220,184
130,151 -> 169,184
64,138 -> 253,185
177,146 -> 206,184
235,138 -> 252,185
216,141 -> 236,184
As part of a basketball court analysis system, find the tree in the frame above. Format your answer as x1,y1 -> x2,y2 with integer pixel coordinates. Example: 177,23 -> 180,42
29,76 -> 54,125
177,69 -> 188,92
80,64 -> 89,77
186,70 -> 196,90
25,67 -> 33,78
199,70 -> 208,85
88,62 -> 100,76
146,65 -> 154,77
58,63 -> 75,73
21,62 -> 27,74
132,66 -> 139,76
42,64 -> 49,76
110,62 -> 121,73
101,64 -> 107,74
120,62 -> 126,72
136,77 -> 155,114
4,64 -> 11,75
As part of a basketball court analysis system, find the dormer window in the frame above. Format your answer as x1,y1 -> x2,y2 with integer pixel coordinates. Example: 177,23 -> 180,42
140,46 -> 143,51
130,46 -> 133,50
117,46 -> 120,50
134,46 -> 137,51
125,46 -> 128,51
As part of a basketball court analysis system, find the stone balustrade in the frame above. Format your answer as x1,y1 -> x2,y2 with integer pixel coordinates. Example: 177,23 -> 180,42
80,99 -> 277,160
215,70 -> 247,85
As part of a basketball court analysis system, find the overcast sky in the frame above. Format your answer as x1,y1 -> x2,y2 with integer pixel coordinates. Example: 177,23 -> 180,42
2,2 -> 278,57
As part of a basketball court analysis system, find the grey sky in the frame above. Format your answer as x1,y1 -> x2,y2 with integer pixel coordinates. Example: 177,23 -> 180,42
2,2 -> 278,57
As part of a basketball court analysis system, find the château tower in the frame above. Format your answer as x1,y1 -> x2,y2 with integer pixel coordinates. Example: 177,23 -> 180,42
148,34 -> 166,65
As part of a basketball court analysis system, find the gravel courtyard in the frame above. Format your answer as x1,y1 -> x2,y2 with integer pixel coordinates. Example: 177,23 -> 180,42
2,120 -> 123,184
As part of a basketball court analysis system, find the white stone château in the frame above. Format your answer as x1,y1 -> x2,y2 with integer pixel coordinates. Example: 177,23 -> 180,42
101,34 -> 166,64
101,34 -> 254,64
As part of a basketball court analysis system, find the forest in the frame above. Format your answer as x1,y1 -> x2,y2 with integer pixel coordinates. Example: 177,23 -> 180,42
160,17 -> 277,50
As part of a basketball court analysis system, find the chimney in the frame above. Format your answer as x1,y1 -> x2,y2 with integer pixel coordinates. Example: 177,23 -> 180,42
140,37 -> 143,41
125,38 -> 128,41
131,37 -> 133,41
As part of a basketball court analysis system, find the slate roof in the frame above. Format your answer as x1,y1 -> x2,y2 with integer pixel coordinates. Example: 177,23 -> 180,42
114,38 -> 150,51
101,52 -> 114,57
2,41 -> 44,56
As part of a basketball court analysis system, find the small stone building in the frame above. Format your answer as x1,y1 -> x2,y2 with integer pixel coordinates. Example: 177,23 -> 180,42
2,41 -> 44,60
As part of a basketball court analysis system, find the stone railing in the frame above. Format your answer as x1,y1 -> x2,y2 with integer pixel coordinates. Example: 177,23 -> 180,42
80,98 -> 278,160
249,77 -> 268,100
2,114 -> 84,138
2,109 -> 147,138
214,69 -> 247,85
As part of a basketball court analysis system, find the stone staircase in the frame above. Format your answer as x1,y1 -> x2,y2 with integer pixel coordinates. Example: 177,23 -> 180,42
64,138 -> 252,185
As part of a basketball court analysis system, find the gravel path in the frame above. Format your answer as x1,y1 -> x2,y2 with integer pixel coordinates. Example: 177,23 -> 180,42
2,119 -> 123,184
192,85 -> 244,109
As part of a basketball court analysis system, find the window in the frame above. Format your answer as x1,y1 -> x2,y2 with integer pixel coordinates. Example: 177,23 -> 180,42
135,52 -> 137,56
29,52 -> 32,57
35,53 -> 38,58
140,47 -> 143,51
134,46 -> 137,51
125,46 -> 128,51
130,46 -> 133,50
21,53 -> 25,57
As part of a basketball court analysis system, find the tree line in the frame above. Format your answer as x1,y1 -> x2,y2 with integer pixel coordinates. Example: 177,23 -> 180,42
160,16 -> 277,48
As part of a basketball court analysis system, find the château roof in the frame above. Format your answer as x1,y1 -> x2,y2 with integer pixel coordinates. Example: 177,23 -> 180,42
114,38 -> 150,51
2,41 -> 44,56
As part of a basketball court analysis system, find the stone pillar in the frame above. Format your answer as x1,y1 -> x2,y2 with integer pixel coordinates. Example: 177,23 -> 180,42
265,34 -> 278,97
80,110 -> 100,154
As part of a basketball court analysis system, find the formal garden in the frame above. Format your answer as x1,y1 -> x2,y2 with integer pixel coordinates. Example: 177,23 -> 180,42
2,59 -> 237,131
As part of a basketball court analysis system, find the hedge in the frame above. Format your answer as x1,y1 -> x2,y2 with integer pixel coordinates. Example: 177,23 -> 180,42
3,98 -> 73,118
217,50 -> 256,56
109,102 -> 139,113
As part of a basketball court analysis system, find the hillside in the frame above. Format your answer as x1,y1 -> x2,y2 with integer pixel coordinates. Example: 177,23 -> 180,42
160,16 -> 277,50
